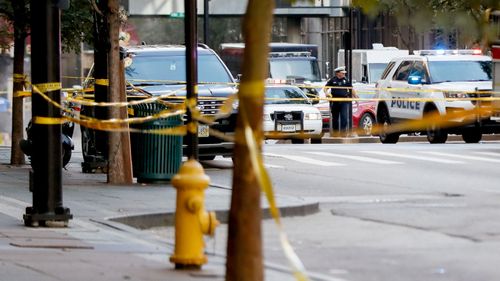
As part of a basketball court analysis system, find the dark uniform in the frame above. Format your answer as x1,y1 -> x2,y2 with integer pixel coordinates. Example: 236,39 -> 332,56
325,75 -> 352,135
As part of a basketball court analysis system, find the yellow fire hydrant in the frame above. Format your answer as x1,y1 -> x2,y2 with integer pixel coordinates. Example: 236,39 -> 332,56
169,159 -> 219,269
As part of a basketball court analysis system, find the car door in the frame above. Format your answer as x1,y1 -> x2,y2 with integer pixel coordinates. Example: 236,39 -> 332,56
405,60 -> 428,119
387,60 -> 413,120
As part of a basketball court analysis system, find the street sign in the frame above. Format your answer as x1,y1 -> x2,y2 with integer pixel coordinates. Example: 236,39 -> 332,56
170,12 -> 185,18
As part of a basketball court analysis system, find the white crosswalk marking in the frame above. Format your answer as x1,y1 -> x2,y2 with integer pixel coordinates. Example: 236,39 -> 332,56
307,151 -> 403,164
421,151 -> 500,163
362,151 -> 465,164
264,153 -> 345,166
217,157 -> 284,169
474,151 -> 500,158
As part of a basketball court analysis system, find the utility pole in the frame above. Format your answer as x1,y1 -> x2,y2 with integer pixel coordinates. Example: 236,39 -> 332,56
93,0 -> 110,168
203,0 -> 209,45
185,0 -> 199,160
24,0 -> 72,227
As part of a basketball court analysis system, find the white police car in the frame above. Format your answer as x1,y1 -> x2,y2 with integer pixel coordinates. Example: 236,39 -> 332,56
263,84 -> 322,143
375,49 -> 498,143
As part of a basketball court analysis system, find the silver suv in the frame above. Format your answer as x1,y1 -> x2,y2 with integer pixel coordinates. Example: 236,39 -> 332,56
375,50 -> 497,144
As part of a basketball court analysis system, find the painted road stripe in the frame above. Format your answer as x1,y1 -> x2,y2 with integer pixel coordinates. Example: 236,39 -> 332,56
264,153 -> 345,166
421,151 -> 500,163
307,151 -> 403,164
362,151 -> 464,164
474,151 -> 500,158
217,157 -> 284,169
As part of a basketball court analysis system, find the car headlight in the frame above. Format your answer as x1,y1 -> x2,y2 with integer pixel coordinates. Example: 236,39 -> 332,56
232,100 -> 239,111
304,113 -> 321,120
263,113 -> 272,121
352,101 -> 359,113
443,91 -> 468,99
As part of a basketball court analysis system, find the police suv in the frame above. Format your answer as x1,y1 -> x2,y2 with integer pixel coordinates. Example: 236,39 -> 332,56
375,49 -> 497,144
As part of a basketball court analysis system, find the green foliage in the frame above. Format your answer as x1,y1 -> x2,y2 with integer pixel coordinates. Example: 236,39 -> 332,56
0,0 -> 93,54
61,0 -> 93,53
353,0 -> 500,46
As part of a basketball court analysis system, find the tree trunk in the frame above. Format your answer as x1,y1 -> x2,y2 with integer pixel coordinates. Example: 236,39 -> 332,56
10,0 -> 27,165
225,0 -> 274,280
106,0 -> 133,184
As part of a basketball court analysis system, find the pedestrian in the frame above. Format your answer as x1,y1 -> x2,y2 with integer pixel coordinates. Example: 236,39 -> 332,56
323,66 -> 358,137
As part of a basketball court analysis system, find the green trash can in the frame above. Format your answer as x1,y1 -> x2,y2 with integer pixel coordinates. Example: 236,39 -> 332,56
130,102 -> 182,183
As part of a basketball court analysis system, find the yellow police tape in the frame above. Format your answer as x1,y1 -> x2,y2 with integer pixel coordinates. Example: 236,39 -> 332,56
34,82 -> 62,93
13,73 -> 28,83
33,116 -> 66,125
238,79 -> 310,281
14,91 -> 32,98
31,83 -> 188,134
95,79 -> 109,86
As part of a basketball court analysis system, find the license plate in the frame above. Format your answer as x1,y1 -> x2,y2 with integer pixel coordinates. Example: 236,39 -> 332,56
281,124 -> 296,132
198,124 -> 209,137
491,113 -> 500,121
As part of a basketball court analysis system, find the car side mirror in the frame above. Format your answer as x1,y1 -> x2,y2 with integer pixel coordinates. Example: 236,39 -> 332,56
408,75 -> 422,85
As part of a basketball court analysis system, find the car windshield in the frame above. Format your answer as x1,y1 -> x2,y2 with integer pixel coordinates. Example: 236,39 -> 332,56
368,63 -> 388,83
427,60 -> 492,83
125,54 -> 233,85
269,60 -> 321,82
265,87 -> 310,105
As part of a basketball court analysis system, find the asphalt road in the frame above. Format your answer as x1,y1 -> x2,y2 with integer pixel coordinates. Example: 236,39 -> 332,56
150,141 -> 500,281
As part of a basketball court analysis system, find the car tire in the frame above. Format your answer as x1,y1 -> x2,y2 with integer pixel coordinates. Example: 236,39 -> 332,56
62,146 -> 72,168
291,138 -> 305,144
199,155 -> 216,161
462,128 -> 482,143
425,110 -> 447,144
310,134 -> 323,144
358,113 -> 375,136
377,107 -> 399,144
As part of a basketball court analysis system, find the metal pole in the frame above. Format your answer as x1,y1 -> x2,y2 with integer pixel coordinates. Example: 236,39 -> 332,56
185,0 -> 199,160
24,0 -> 72,227
203,0 -> 209,45
348,7 -> 353,134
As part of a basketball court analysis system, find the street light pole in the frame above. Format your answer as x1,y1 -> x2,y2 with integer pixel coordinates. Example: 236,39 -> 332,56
203,0 -> 209,45
185,0 -> 199,160
24,0 -> 72,227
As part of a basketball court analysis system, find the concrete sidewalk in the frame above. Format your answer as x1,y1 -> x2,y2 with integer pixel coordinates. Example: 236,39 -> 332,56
0,146 -> 319,281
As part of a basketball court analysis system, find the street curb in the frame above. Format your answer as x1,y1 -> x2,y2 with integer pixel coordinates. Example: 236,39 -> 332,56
108,201 -> 320,230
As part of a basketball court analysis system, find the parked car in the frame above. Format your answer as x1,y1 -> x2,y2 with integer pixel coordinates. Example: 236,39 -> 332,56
263,84 -> 322,143
352,91 -> 376,136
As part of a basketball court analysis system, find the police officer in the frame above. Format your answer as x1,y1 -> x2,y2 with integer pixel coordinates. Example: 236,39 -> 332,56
323,66 -> 358,137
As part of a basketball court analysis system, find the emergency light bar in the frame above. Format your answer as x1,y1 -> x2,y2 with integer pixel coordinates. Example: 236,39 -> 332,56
414,49 -> 482,56
266,78 -> 297,84
269,51 -> 311,58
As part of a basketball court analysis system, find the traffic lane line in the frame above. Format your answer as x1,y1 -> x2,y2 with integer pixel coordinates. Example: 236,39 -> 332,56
307,151 -> 404,165
362,151 -> 465,164
420,151 -> 500,163
263,153 -> 345,167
